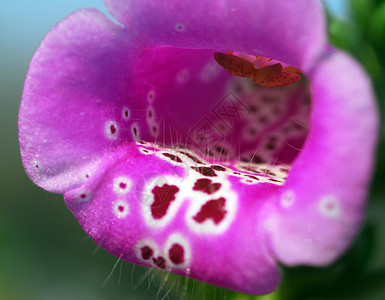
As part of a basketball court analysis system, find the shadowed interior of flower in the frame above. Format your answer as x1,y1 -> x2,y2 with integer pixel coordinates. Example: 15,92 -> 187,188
131,47 -> 310,174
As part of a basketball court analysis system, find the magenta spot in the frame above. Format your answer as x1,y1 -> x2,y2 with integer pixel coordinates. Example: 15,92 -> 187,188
80,193 -> 87,199
191,166 -> 217,177
133,127 -> 138,136
168,243 -> 184,265
153,256 -> 166,269
85,174 -> 89,178
110,125 -> 117,134
163,153 -> 182,163
35,165 -> 39,168
124,110 -> 129,117
152,126 -> 157,134
193,179 -> 221,195
193,197 -> 227,225
119,182 -> 127,189
141,246 -> 153,260
118,205 -> 125,212
151,184 -> 180,219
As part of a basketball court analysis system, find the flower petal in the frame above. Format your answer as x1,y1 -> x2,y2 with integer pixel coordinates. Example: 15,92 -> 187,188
65,143 -> 281,295
104,0 -> 326,69
19,9 -> 135,192
267,50 -> 379,265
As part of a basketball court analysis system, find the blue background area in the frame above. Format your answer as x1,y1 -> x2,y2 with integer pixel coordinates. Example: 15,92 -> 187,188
323,0 -> 349,17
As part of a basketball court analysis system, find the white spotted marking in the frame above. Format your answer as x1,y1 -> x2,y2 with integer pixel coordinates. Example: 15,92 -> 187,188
136,239 -> 159,264
175,23 -> 185,32
281,190 -> 295,208
113,176 -> 132,195
105,121 -> 119,139
136,234 -> 191,270
149,122 -> 159,137
77,191 -> 91,202
186,173 -> 238,235
319,195 -> 341,218
176,68 -> 190,84
141,175 -> 185,228
147,106 -> 154,120
81,170 -> 91,181
200,60 -> 221,83
31,158 -> 41,171
147,90 -> 155,103
122,107 -> 131,120
139,147 -> 155,155
240,178 -> 256,185
264,217 -> 277,231
164,233 -> 191,269
131,123 -> 140,141
113,200 -> 129,218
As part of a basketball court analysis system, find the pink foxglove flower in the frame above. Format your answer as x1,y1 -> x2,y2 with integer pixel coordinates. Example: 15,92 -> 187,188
19,0 -> 378,295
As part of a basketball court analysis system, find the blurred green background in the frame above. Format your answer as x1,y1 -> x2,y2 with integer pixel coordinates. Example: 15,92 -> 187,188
0,1 -> 384,299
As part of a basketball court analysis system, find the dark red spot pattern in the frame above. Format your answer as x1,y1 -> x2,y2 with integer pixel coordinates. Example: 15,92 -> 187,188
162,153 -> 182,163
110,125 -> 117,134
118,205 -> 125,212
211,165 -> 226,171
153,256 -> 166,269
268,178 -> 281,183
193,197 -> 227,225
119,182 -> 127,189
191,166 -> 217,177
151,184 -> 180,219
141,246 -> 153,260
193,179 -> 221,195
179,151 -> 203,164
246,175 -> 259,180
261,169 -> 276,176
168,243 -> 184,265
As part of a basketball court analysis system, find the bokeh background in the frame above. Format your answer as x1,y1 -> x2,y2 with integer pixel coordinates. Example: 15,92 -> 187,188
1,1 -> 384,299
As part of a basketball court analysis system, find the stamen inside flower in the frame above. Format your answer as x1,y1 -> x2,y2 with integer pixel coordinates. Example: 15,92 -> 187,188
214,51 -> 302,87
